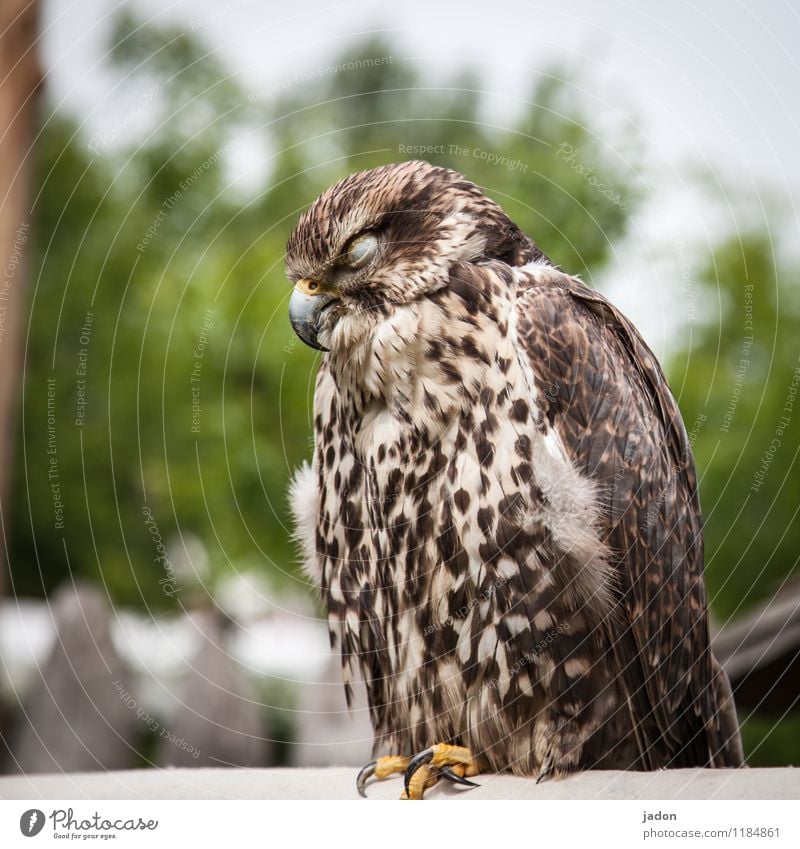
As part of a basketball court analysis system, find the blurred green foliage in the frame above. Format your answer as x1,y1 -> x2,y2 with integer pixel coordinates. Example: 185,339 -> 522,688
667,230 -> 800,620
11,12 -> 639,606
8,12 -> 799,763
739,713 -> 800,768
666,225 -> 800,766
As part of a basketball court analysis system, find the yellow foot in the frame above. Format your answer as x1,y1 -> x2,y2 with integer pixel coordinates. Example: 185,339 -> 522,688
402,744 -> 481,800
356,755 -> 410,798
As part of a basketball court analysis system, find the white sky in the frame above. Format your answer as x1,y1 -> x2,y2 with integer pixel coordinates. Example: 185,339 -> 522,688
39,0 -> 800,355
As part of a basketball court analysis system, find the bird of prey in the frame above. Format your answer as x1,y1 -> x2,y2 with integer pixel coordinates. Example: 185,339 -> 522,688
286,160 -> 743,799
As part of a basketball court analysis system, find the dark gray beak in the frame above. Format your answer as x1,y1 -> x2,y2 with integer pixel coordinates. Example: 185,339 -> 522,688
288,287 -> 338,352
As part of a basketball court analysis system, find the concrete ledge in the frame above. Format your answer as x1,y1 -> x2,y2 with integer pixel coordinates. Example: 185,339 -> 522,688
0,767 -> 797,800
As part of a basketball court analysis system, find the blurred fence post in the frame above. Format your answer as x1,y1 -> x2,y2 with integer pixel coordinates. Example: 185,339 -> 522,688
158,612 -> 272,768
4,581 -> 138,774
0,0 -> 42,595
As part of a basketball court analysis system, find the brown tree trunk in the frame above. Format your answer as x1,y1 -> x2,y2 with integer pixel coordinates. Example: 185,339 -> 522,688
0,0 -> 42,595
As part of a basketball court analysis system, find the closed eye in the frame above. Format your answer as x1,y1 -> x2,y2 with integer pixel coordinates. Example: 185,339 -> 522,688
342,232 -> 378,268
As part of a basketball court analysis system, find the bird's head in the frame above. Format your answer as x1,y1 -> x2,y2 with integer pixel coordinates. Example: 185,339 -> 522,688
285,160 -> 543,351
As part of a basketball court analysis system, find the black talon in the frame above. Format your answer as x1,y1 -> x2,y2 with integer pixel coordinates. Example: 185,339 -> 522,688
403,748 -> 434,795
536,753 -> 554,784
440,767 -> 480,788
356,760 -> 377,798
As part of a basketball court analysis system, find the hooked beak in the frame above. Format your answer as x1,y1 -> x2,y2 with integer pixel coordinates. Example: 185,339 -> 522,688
288,279 -> 339,352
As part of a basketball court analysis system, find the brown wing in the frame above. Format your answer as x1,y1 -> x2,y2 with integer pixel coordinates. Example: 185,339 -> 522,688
514,265 -> 743,768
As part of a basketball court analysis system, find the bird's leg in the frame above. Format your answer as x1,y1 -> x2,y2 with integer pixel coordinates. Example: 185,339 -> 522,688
356,755 -> 410,797
402,744 -> 481,800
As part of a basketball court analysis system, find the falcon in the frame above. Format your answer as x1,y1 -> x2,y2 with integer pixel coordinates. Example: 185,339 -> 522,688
285,160 -> 743,799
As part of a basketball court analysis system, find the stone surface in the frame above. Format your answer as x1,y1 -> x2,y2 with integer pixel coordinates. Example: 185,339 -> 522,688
0,767 -> 796,800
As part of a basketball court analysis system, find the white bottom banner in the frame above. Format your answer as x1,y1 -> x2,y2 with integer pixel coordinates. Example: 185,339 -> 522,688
0,800 -> 797,848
